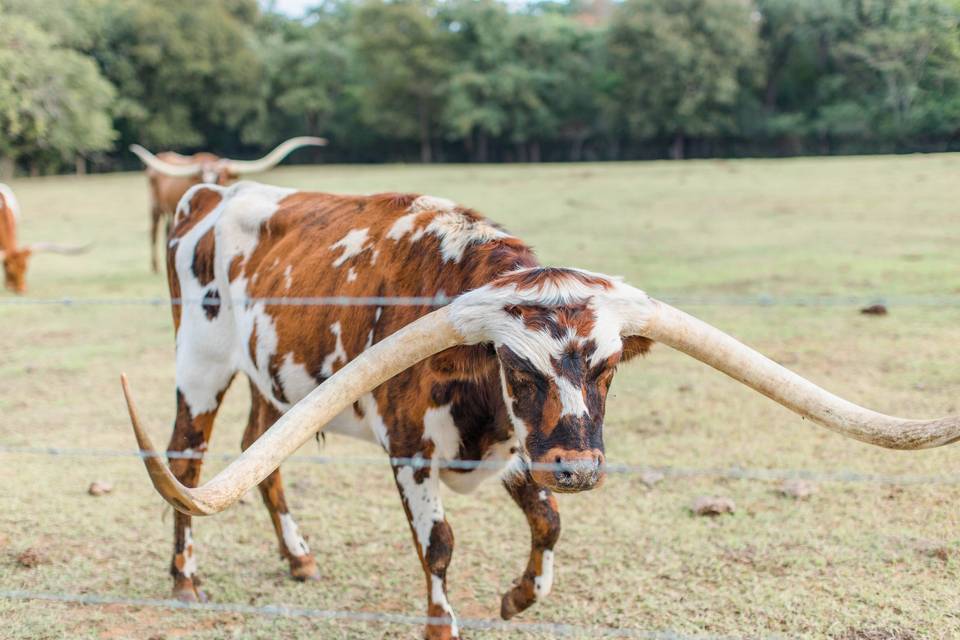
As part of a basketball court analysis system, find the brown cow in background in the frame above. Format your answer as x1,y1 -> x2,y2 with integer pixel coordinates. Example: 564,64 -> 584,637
130,137 -> 326,272
0,183 -> 89,294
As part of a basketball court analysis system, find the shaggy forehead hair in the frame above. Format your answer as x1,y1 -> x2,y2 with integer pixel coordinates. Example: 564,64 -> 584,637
449,267 -> 653,372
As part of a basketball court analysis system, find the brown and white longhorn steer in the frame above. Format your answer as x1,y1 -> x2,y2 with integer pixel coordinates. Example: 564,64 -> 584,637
123,181 -> 960,639
0,183 -> 88,294
130,137 -> 326,272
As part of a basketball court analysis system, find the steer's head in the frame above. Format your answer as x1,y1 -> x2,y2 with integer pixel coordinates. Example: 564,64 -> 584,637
457,268 -> 653,493
2,247 -> 30,293
200,160 -> 235,186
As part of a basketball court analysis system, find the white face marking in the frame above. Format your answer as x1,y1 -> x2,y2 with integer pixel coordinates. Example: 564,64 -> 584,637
182,527 -> 197,578
279,513 -> 311,557
447,269 -> 656,439
320,322 -> 347,377
395,464 -> 444,557
554,375 -> 589,417
534,549 -> 554,598
538,490 -> 547,501
499,363 -> 528,443
330,228 -> 370,267
430,574 -> 459,636
283,264 -> 293,289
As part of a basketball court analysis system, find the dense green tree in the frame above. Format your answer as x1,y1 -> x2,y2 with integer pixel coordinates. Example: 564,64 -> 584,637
84,0 -> 265,152
2,0 -> 960,173
245,2 -> 354,147
350,0 -> 451,162
607,0 -> 761,158
0,8 -> 116,176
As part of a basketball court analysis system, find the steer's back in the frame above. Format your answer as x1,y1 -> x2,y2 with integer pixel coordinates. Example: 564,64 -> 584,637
0,183 -> 19,251
167,181 -> 534,413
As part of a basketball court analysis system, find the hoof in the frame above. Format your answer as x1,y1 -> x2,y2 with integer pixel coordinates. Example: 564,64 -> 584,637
172,581 -> 207,603
290,555 -> 321,582
500,583 -> 535,620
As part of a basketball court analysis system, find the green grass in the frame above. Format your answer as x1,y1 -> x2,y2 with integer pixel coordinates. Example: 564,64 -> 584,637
1,155 -> 959,639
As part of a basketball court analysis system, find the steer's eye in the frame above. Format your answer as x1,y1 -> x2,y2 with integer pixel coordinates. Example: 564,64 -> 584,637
594,368 -> 615,388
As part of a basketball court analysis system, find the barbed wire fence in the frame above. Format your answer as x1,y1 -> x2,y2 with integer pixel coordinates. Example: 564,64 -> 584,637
3,292 -> 958,637
3,293 -> 960,307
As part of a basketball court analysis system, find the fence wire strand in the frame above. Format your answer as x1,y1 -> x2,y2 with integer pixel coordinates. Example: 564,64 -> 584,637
2,294 -> 960,307
2,444 -> 958,485
0,589 -> 732,639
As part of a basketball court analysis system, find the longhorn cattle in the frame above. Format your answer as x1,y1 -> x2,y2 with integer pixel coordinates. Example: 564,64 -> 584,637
0,183 -> 88,294
122,181 -> 960,639
130,137 -> 326,272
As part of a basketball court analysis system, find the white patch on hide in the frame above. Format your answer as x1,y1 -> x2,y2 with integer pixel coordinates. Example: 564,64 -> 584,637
534,549 -> 554,598
422,405 -> 461,461
320,322 -> 347,376
387,195 -> 510,263
279,513 -> 311,557
330,228 -> 370,267
395,463 -> 444,557
182,527 -> 197,577
0,184 -> 18,222
278,353 -> 316,404
430,574 -> 459,636
283,264 -> 293,289
347,266 -> 358,282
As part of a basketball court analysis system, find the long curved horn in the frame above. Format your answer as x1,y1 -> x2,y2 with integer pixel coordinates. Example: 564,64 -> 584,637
129,144 -> 203,177
633,298 -> 960,450
224,137 -> 327,175
29,242 -> 92,255
122,306 -> 464,516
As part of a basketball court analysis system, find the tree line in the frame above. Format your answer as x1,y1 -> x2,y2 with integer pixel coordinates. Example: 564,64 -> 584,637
2,0 -> 959,175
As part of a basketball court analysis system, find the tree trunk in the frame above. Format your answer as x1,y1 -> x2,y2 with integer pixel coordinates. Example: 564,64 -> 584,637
30,162 -> 40,177
670,133 -> 685,160
0,156 -> 14,179
515,142 -> 527,163
529,141 -> 541,163
75,155 -> 87,176
418,100 -> 432,163
477,131 -> 488,163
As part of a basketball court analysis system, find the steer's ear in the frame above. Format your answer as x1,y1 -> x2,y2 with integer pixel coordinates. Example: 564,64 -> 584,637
621,335 -> 653,362
429,343 -> 497,382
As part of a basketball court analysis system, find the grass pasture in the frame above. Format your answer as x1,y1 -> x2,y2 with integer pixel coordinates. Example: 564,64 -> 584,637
1,155 -> 960,639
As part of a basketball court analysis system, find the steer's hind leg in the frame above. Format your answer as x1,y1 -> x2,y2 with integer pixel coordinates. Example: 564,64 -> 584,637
150,205 -> 163,273
242,382 -> 319,581
500,465 -> 561,620
167,384 -> 231,602
393,458 -> 459,640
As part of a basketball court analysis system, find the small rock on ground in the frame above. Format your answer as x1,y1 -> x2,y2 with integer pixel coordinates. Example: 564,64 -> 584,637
88,481 -> 113,496
780,479 -> 816,500
691,495 -> 735,516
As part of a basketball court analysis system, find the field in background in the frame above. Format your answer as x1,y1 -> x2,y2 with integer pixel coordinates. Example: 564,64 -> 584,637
1,156 -> 959,639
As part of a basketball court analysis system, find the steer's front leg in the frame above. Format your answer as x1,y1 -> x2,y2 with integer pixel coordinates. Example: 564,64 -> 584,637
393,459 -> 460,640
500,466 -> 561,620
